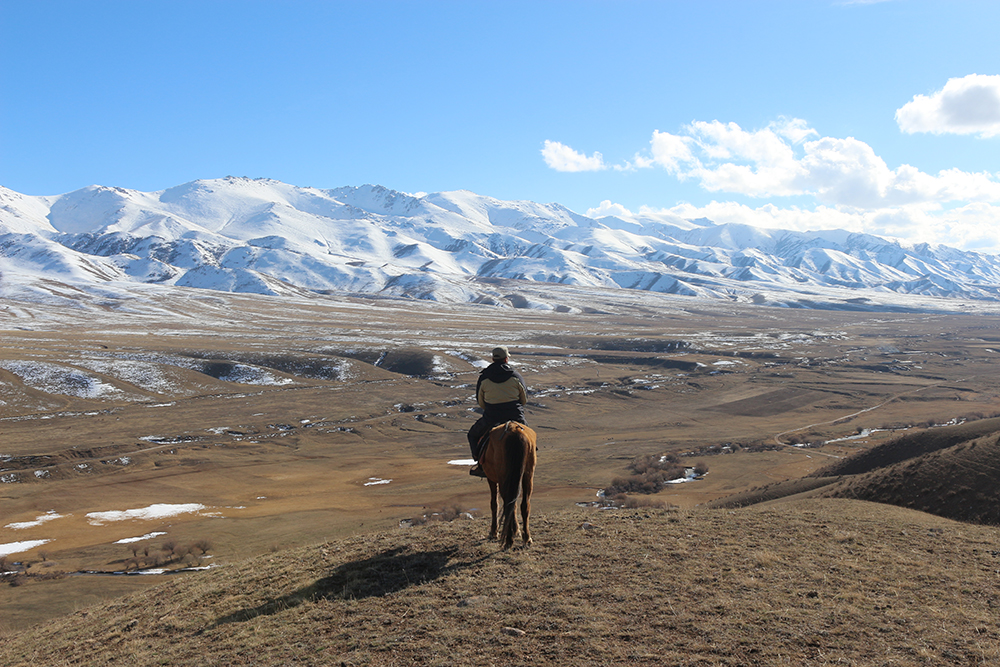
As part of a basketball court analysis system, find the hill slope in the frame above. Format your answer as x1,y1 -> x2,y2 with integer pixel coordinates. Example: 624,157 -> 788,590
820,431 -> 1000,525
4,177 -> 1000,311
708,418 -> 1000,526
2,503 -> 999,666
810,417 -> 1000,477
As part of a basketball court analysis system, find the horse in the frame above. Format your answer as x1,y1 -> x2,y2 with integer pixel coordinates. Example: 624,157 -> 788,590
478,420 -> 537,549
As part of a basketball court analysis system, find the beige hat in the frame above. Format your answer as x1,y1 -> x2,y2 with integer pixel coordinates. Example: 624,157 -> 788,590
492,346 -> 509,361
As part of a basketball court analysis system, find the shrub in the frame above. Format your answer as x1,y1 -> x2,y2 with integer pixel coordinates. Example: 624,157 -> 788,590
604,452 -> 695,496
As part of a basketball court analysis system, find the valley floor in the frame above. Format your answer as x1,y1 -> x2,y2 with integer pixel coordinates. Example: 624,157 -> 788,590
4,285 -> 1000,639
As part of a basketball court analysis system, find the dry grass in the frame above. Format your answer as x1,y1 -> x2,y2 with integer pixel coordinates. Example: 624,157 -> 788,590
704,477 -> 841,509
821,431 -> 1000,524
3,501 -> 999,666
6,288 -> 1000,640
812,416 -> 1000,477
710,418 -> 1000,526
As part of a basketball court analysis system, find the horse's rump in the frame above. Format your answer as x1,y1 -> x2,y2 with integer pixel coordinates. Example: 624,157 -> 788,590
499,422 -> 527,508
481,420 -> 536,549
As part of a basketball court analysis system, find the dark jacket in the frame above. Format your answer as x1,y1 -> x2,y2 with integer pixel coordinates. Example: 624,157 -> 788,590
476,362 -> 527,424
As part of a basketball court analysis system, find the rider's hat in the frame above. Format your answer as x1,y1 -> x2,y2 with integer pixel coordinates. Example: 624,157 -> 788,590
492,346 -> 509,361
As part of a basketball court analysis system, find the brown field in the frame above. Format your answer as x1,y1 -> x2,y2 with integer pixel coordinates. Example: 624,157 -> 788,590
3,281 -> 1000,635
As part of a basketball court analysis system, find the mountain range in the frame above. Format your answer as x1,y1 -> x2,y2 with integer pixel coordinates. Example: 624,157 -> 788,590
3,176 -> 1000,311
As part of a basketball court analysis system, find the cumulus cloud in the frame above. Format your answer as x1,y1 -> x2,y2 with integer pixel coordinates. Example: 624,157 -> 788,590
629,118 -> 1000,208
587,200 -> 635,219
562,113 -> 1000,253
896,74 -> 1000,137
586,198 -> 1000,255
541,140 -> 606,172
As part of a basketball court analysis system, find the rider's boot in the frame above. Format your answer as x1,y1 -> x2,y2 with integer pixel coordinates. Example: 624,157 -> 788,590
469,463 -> 486,478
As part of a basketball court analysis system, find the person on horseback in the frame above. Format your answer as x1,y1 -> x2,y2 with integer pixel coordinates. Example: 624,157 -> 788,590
467,345 -> 527,478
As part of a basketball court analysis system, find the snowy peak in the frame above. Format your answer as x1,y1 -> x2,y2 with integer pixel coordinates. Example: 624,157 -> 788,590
2,178 -> 1000,311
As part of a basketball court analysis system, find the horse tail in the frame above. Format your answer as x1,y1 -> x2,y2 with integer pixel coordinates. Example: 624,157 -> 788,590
500,422 -> 524,508
500,422 -> 526,510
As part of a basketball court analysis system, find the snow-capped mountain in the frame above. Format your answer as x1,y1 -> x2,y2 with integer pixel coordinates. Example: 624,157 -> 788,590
3,176 -> 1000,311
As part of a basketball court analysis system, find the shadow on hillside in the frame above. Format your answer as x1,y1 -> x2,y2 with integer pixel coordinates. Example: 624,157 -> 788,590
213,546 -> 476,625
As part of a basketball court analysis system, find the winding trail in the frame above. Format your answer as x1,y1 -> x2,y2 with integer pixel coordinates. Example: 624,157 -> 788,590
772,382 -> 947,450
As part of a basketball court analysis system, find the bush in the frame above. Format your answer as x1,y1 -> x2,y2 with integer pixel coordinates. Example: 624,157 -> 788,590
604,452 -> 708,496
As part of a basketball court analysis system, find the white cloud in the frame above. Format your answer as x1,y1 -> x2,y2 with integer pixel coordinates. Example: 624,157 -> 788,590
587,200 -> 635,219
628,119 -> 1000,208
563,114 -> 1000,253
647,131 -> 696,173
541,140 -> 606,172
587,198 -> 1000,255
896,74 -> 1000,138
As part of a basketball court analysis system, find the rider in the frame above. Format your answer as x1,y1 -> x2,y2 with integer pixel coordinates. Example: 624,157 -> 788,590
467,345 -> 527,478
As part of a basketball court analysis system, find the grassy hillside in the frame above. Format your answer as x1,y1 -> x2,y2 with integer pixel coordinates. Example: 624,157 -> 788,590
706,418 -> 1000,526
703,477 -> 840,509
821,431 -> 1000,524
810,417 -> 1000,477
3,502 -> 999,666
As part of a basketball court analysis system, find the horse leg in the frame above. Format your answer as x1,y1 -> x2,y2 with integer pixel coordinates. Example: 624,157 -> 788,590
501,499 -> 517,550
488,479 -> 499,540
520,471 -> 533,547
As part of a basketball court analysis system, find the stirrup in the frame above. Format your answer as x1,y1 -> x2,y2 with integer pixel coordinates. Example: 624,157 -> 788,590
469,464 -> 486,478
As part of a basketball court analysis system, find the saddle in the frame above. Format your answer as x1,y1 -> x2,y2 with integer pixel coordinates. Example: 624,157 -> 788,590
474,421 -> 512,461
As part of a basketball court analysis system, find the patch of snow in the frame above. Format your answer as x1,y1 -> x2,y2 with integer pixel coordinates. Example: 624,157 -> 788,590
5,511 -> 65,530
114,531 -> 167,544
0,539 -> 51,557
448,459 -> 477,466
85,503 -> 207,525
824,428 -> 886,444
364,477 -> 392,486
0,360 -> 129,399
664,468 -> 701,484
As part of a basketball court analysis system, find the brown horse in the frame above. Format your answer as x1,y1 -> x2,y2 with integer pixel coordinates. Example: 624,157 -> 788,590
479,421 -> 537,549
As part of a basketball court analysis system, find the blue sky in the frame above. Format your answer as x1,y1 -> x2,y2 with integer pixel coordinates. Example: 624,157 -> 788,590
2,1 -> 1000,252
